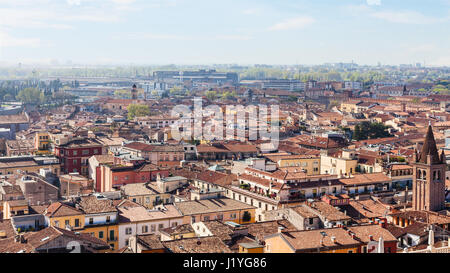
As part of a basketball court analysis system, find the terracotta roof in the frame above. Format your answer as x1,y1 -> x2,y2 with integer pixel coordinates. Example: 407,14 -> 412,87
78,196 -> 117,214
384,223 -> 407,238
44,202 -> 83,217
196,144 -> 228,153
0,226 -> 109,253
162,236 -> 232,253
245,220 -> 297,242
348,224 -> 397,243
174,198 -> 256,216
304,201 -> 351,222
122,182 -> 160,196
339,173 -> 392,186
124,142 -> 154,152
342,199 -> 390,220
389,210 -> 450,225
195,171 -> 237,187
0,114 -> 29,125
390,164 -> 413,171
402,222 -> 429,236
277,142 -> 321,156
0,220 -> 15,239
91,154 -> 114,164
272,228 -> 360,251
228,235 -> 258,252
222,144 -> 258,153
1,185 -> 23,195
137,234 -> 165,250
202,221 -> 234,242
287,135 -> 345,149
291,206 -> 319,218
118,204 -> 182,223
160,224 -> 194,236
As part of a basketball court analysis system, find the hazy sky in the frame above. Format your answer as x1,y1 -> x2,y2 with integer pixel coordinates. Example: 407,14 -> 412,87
0,0 -> 449,66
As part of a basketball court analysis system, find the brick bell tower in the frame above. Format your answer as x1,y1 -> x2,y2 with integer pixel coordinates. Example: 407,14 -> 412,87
131,84 -> 138,100
412,124 -> 446,212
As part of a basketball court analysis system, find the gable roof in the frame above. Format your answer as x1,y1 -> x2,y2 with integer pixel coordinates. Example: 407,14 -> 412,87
44,202 -> 83,218
162,236 -> 232,253
269,228 -> 360,252
78,196 -> 117,214
0,226 -> 109,253
339,173 -> 392,186
174,198 -> 255,216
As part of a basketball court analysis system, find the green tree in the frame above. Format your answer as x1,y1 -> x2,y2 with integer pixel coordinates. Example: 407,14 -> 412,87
114,89 -> 131,99
205,90 -> 217,101
432,85 -> 449,94
16,88 -> 45,105
353,124 -> 363,141
353,121 -> 392,141
222,91 -> 237,100
127,104 -> 150,120
169,86 -> 183,96
287,95 -> 298,102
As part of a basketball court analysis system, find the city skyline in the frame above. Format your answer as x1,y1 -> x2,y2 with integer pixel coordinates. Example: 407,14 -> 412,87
0,0 -> 449,66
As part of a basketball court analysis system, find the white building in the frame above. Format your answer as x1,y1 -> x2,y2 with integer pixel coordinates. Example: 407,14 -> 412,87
117,203 -> 183,248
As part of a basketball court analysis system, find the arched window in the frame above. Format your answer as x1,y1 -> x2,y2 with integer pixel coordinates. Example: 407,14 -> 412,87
418,170 -> 422,179
423,171 -> 427,180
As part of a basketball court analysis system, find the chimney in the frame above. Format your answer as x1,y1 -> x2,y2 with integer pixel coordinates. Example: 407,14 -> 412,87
404,186 -> 408,203
330,236 -> 336,244
15,235 -> 26,244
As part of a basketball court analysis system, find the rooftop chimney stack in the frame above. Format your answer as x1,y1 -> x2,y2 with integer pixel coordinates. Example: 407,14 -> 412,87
331,236 -> 336,244
278,227 -> 285,234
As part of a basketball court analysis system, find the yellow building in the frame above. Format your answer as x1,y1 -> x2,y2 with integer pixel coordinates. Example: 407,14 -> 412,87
83,225 -> 119,250
320,150 -> 358,177
160,223 -> 196,241
265,154 -> 321,175
121,182 -> 173,210
2,200 -> 29,220
35,132 -> 51,155
264,228 -> 361,253
77,196 -> 120,250
239,242 -> 264,253
0,156 -> 60,176
340,101 -> 359,113
43,202 -> 85,231
340,100 -> 373,114
174,198 -> 257,225
128,234 -> 166,253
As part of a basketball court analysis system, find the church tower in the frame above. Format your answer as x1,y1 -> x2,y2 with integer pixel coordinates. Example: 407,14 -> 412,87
131,84 -> 138,100
412,125 -> 446,212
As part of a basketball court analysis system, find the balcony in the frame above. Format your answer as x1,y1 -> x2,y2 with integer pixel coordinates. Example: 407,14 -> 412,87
85,221 -> 118,228
231,186 -> 279,205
